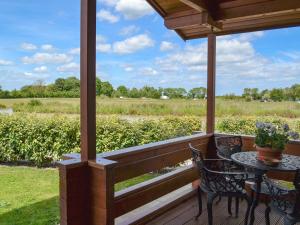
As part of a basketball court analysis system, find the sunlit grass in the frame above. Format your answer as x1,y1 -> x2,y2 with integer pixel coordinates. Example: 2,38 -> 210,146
0,166 -> 158,225
0,98 -> 299,118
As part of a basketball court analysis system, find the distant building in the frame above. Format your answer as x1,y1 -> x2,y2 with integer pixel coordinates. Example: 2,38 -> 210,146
160,91 -> 169,100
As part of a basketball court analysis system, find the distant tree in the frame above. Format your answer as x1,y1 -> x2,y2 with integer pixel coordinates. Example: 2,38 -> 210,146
96,77 -> 102,96
128,88 -> 140,98
188,87 -> 207,99
163,88 -> 187,99
117,85 -> 129,97
270,88 -> 284,101
100,81 -> 114,97
139,86 -> 160,99
242,88 -> 260,100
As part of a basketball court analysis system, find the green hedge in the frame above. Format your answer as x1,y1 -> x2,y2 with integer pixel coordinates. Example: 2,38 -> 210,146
0,115 -> 201,166
216,117 -> 300,135
0,115 -> 298,166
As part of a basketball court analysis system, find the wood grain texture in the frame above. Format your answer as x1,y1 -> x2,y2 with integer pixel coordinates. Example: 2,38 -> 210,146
114,166 -> 197,217
206,33 -> 216,134
80,0 -> 97,161
151,0 -> 300,39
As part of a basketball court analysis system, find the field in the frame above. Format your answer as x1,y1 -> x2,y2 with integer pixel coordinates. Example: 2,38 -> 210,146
0,97 -> 299,118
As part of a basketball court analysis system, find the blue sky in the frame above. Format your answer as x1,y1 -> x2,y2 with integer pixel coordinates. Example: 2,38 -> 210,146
0,0 -> 299,95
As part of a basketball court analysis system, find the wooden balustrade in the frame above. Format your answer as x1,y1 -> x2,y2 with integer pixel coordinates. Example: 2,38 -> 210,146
59,133 -> 300,225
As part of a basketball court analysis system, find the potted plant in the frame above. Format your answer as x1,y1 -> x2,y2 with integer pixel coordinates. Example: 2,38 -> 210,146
255,122 -> 299,166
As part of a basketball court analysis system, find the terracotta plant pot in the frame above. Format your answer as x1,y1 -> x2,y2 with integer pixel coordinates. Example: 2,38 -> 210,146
255,145 -> 283,166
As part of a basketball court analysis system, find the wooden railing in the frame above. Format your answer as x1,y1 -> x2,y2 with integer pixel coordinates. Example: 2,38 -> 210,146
59,133 -> 212,225
59,133 -> 300,225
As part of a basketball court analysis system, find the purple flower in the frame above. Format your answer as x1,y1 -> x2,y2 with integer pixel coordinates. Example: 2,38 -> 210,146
283,124 -> 290,132
288,131 -> 300,140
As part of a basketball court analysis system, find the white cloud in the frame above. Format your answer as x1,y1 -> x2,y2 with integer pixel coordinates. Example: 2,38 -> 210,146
96,43 -> 112,53
113,34 -> 154,54
140,67 -> 158,76
0,59 -> 13,66
160,41 -> 176,52
96,34 -> 107,43
98,0 -> 153,19
69,48 -> 80,55
115,0 -> 153,19
155,33 -> 300,88
41,44 -> 55,51
119,25 -> 140,36
124,66 -> 134,72
21,42 -> 37,51
97,10 -> 119,23
238,31 -> 264,42
22,53 -> 73,64
33,66 -> 48,73
97,0 -> 119,7
57,62 -> 80,72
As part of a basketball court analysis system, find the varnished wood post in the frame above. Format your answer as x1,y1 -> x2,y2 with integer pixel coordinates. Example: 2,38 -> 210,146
206,33 -> 216,134
81,0 -> 97,161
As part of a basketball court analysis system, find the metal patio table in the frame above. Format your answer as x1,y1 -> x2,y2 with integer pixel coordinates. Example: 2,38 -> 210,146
231,151 -> 300,225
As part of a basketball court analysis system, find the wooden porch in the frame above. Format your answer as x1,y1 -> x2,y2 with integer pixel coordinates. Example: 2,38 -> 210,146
58,0 -> 300,224
148,193 -> 288,225
60,134 -> 300,225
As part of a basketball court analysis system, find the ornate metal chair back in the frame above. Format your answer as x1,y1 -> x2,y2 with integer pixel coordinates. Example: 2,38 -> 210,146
215,136 -> 243,160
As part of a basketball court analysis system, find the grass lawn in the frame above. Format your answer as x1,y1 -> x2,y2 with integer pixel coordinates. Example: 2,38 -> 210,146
0,166 -> 157,225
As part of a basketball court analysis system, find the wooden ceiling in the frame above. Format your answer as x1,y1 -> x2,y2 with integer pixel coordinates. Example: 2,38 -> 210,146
146,0 -> 300,40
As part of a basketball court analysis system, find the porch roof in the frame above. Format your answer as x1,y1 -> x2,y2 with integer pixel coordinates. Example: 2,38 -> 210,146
146,0 -> 300,40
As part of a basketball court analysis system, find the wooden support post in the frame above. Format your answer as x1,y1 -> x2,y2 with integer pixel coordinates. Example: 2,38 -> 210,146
89,160 -> 116,225
80,0 -> 97,161
59,160 -> 89,225
206,33 -> 216,134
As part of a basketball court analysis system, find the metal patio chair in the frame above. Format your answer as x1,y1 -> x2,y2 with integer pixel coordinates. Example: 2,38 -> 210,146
189,143 -> 252,225
264,169 -> 300,225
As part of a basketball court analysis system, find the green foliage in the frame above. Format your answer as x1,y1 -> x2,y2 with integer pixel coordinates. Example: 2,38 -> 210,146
216,117 -> 293,135
28,99 -> 42,107
254,122 -> 299,150
0,115 -> 201,166
188,87 -> 207,99
0,104 -> 6,109
242,84 -> 300,102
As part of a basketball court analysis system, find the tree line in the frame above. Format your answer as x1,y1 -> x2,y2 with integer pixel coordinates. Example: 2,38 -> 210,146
0,76 -> 299,101
0,77 -> 207,99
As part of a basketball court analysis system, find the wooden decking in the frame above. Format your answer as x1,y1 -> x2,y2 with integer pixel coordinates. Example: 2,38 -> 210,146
148,195 -> 297,225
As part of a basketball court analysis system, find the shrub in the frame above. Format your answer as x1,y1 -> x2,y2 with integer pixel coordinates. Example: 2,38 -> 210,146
28,99 -> 42,107
216,117 -> 289,135
0,104 -> 6,109
0,115 -> 201,166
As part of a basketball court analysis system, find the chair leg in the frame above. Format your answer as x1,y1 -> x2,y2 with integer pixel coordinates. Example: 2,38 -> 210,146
244,198 -> 251,225
216,196 -> 222,204
265,205 -> 271,225
207,194 -> 215,225
195,186 -> 202,220
235,197 -> 239,217
283,216 -> 296,225
228,196 -> 232,216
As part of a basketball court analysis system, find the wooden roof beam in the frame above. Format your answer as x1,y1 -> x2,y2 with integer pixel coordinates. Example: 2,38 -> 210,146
179,0 -> 208,12
165,10 -> 222,31
179,0 -> 222,31
217,0 -> 300,20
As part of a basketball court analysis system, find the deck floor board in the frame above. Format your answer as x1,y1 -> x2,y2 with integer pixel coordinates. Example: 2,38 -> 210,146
147,195 -> 299,225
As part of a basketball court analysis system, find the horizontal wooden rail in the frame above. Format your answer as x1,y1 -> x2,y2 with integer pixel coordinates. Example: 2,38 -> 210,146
114,165 -> 198,217
113,138 -> 208,183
